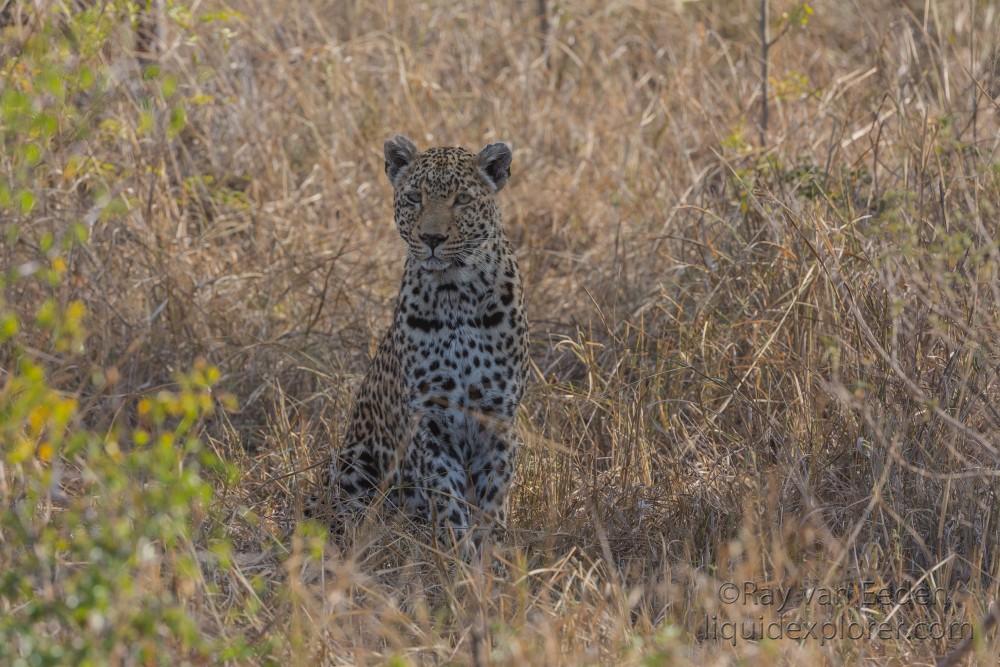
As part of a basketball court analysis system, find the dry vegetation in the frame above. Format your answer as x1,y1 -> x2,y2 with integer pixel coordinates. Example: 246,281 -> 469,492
2,0 -> 1000,664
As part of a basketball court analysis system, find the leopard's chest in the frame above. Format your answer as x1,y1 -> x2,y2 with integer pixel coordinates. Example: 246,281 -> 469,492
401,314 -> 519,420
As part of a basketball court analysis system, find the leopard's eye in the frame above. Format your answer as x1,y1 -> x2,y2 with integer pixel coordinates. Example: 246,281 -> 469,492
454,193 -> 473,206
403,191 -> 422,206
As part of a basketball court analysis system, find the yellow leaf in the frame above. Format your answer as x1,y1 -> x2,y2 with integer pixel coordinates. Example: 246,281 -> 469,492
9,438 -> 34,464
104,439 -> 122,462
28,405 -> 50,434
65,300 -> 86,325
63,156 -> 80,182
37,441 -> 54,462
189,93 -> 214,106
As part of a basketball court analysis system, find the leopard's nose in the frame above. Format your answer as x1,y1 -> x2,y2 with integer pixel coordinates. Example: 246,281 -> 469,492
420,233 -> 448,250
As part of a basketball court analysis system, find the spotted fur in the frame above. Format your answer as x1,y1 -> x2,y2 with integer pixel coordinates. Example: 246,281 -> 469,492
310,136 -> 528,552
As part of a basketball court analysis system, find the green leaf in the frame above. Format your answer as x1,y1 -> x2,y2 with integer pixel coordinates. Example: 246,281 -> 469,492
1,90 -> 30,124
22,143 -> 42,166
18,190 -> 36,215
789,2 -> 813,27
35,298 -> 56,327
168,105 -> 187,137
0,314 -> 18,342
39,67 -> 66,101
161,74 -> 178,99
138,110 -> 155,136
32,112 -> 58,137
78,66 -> 95,90
70,222 -> 89,245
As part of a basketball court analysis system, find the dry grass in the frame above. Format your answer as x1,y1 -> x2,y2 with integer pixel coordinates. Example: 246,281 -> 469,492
3,0 -> 1000,664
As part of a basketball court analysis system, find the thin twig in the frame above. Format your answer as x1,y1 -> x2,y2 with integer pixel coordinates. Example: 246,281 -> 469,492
759,0 -> 769,146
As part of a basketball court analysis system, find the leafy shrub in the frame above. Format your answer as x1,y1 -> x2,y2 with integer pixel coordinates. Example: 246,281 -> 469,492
0,286 -> 242,664
0,4 -> 244,663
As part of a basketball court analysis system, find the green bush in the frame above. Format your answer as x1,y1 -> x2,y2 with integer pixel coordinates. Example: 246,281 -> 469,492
0,290 -> 240,664
0,5 -> 244,663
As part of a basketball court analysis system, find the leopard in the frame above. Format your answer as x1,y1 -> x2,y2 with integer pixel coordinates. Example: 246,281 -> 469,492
309,135 -> 529,554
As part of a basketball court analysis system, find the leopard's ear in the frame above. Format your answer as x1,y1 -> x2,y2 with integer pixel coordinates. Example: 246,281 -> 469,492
384,135 -> 418,187
477,142 -> 512,192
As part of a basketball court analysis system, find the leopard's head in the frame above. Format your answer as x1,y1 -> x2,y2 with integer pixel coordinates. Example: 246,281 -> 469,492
383,135 -> 512,273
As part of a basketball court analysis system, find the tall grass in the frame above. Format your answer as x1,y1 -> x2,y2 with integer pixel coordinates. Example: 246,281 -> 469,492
1,0 -> 998,664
